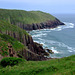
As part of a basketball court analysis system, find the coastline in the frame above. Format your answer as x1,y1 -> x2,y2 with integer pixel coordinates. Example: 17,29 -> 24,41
29,21 -> 75,59
0,9 -> 65,61
28,24 -> 65,60
20,19 -> 65,31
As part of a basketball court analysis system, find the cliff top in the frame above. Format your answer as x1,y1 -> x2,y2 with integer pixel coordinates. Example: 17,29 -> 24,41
0,9 -> 55,24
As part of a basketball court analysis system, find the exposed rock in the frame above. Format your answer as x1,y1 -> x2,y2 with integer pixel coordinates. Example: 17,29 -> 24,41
15,18 -> 65,31
46,49 -> 54,54
0,43 -> 18,60
0,55 -> 3,61
7,43 -> 18,57
0,29 -> 49,60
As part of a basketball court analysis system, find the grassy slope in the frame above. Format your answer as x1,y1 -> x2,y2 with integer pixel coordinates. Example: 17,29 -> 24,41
0,37 -> 9,56
0,33 -> 25,51
0,9 -> 55,24
0,20 -> 29,56
0,55 -> 75,75
0,20 -> 28,35
0,33 -> 26,56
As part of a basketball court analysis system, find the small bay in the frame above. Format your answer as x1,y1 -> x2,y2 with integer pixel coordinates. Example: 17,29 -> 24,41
30,14 -> 75,58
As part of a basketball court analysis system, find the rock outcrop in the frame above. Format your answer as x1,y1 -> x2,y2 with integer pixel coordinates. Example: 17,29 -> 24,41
0,43 -> 18,60
0,29 -> 49,61
14,18 -> 64,31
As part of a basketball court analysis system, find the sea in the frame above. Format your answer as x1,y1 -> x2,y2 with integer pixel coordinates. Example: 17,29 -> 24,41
29,14 -> 75,58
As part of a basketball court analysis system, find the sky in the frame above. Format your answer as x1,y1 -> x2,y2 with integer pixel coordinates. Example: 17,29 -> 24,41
0,0 -> 75,14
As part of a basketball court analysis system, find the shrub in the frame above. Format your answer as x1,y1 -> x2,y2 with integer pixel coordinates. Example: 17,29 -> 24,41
0,57 -> 24,67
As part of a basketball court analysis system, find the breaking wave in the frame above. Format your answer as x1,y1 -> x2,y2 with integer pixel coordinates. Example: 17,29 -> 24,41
29,22 -> 75,58
50,22 -> 74,31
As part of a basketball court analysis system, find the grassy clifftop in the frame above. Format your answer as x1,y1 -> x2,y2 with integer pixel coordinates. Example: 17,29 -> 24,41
0,9 -> 55,24
0,9 -> 64,30
0,55 -> 75,75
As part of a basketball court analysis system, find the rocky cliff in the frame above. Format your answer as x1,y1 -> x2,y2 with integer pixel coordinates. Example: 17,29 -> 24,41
15,18 -> 64,31
0,20 -> 49,61
0,9 -> 64,61
0,9 -> 64,31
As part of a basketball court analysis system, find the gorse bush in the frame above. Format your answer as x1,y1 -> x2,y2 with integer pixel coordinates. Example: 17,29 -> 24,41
0,55 -> 75,75
0,57 -> 24,67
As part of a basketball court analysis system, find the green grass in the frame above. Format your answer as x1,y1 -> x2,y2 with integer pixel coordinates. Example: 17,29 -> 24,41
0,20 -> 30,57
0,20 -> 28,36
0,57 -> 25,67
0,9 -> 56,24
0,33 -> 25,51
0,55 -> 75,75
0,33 -> 26,56
0,39 -> 8,56
0,20 -> 29,51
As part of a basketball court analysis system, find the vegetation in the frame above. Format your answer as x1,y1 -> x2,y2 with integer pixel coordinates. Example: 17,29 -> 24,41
0,55 -> 75,75
0,39 -> 8,56
0,57 -> 25,67
0,33 -> 26,56
0,20 -> 28,35
0,19 -> 29,56
0,8 -> 74,75
0,9 -> 56,24
0,33 -> 25,51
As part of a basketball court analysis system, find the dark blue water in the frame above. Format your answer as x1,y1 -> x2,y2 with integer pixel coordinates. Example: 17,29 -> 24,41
30,14 -> 75,58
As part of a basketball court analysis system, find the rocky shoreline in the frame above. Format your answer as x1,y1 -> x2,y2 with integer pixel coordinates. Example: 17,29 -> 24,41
0,19 -> 64,61
15,18 -> 64,31
11,19 -> 64,61
0,9 -> 65,61
19,19 -> 64,61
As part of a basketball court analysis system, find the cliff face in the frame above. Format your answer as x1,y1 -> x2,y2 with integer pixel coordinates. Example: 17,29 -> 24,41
12,18 -> 64,31
0,20 -> 49,61
0,9 -> 65,61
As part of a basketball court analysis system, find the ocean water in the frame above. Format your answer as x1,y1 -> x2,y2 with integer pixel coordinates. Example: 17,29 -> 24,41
29,14 -> 75,58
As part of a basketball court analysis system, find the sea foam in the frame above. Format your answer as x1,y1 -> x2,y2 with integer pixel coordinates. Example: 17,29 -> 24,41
53,22 -> 75,31
29,22 -> 75,58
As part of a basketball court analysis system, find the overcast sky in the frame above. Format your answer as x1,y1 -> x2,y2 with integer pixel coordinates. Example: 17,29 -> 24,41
0,0 -> 75,14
